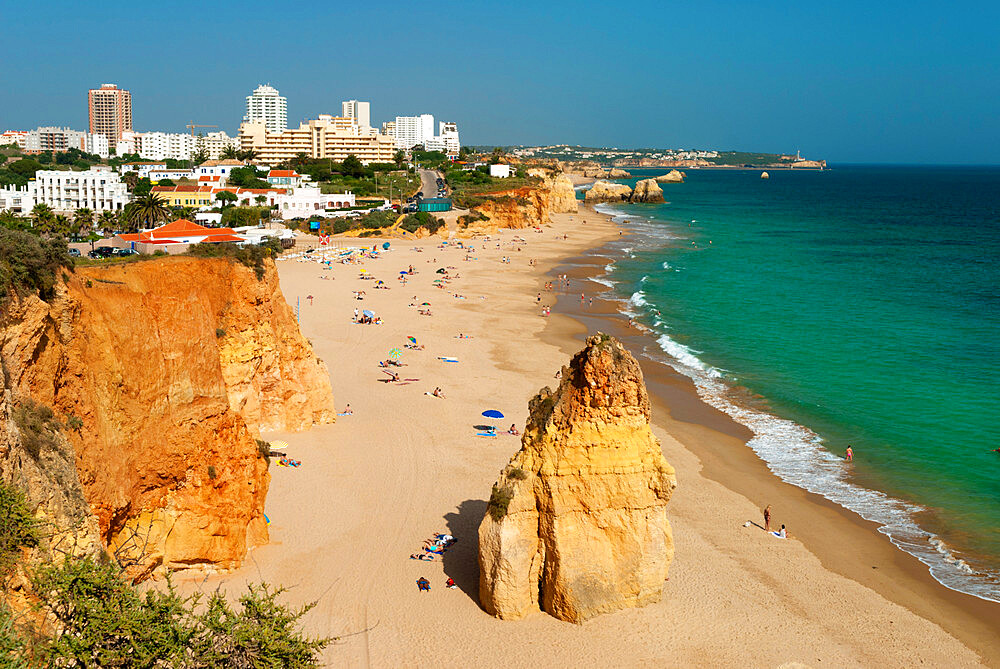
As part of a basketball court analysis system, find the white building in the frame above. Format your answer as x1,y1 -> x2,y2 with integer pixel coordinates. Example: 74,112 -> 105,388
489,164 -> 512,178
0,131 -> 27,150
394,114 -> 435,150
196,131 -> 240,159
148,168 -> 195,181
119,162 -> 167,178
29,167 -> 130,213
342,100 -> 371,132
273,186 -> 356,220
137,132 -> 197,161
245,84 -> 287,133
23,126 -> 110,159
0,186 -> 30,214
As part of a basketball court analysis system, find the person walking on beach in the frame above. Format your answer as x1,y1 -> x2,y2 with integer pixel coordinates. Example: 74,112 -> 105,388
846,445 -> 854,462
763,504 -> 772,532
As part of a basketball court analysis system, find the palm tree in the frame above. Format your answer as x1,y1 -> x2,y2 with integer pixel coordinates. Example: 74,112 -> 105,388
98,210 -> 118,235
393,150 -> 406,169
254,195 -> 267,206
124,193 -> 171,232
215,191 -> 237,209
121,171 -> 139,191
237,148 -> 259,164
31,203 -> 54,231
50,214 -> 72,237
74,208 -> 93,234
221,146 -> 239,160
0,209 -> 28,230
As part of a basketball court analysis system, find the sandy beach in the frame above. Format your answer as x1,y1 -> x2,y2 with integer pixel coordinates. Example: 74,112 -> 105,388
184,208 -> 1000,668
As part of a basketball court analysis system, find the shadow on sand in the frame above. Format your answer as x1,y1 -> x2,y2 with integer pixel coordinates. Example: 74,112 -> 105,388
442,499 -> 487,606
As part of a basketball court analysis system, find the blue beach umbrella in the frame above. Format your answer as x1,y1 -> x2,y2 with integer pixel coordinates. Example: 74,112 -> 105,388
382,242 -> 391,249
482,410 -> 504,419
362,309 -> 375,318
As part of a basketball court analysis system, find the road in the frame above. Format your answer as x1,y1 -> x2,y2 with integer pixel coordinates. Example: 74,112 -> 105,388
418,169 -> 443,199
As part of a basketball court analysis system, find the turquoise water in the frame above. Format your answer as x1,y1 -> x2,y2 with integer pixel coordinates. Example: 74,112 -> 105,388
590,166 -> 1000,601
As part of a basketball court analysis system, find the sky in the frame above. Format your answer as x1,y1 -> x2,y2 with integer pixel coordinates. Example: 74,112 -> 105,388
1,0 -> 997,163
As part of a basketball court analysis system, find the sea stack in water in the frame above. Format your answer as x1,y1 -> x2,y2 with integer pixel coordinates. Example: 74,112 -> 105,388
629,178 -> 665,203
584,180 -> 633,202
655,169 -> 686,183
760,171 -> 770,179
608,167 -> 632,178
478,334 -> 676,624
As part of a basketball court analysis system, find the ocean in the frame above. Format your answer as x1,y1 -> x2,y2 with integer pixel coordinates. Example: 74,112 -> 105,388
585,165 -> 1000,602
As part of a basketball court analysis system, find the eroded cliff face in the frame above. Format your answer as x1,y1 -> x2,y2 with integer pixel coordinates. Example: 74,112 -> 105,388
478,334 -> 676,623
462,175 -> 576,236
584,180 -> 633,203
0,256 -> 335,579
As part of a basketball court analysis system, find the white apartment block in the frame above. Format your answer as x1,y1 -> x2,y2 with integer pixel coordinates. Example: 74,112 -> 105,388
394,114 -> 435,150
0,131 -> 28,149
196,131 -> 240,159
28,168 -> 129,213
245,84 -> 287,133
342,100 -> 371,131
119,162 -> 167,178
138,132 -> 197,161
238,115 -> 396,165
23,126 -> 110,159
274,186 -> 356,220
381,121 -> 395,138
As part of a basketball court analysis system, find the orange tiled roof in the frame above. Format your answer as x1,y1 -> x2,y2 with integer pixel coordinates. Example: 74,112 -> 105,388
197,159 -> 245,167
267,170 -> 299,178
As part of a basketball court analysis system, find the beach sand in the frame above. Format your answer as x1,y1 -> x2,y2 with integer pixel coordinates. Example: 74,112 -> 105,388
184,209 -> 999,668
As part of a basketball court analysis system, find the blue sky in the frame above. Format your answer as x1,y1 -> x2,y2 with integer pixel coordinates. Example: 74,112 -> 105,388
1,1 -> 997,163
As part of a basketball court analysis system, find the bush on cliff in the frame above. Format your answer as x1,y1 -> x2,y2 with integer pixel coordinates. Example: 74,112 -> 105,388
400,212 -> 444,234
0,227 -> 73,301
0,483 -> 41,574
10,556 -> 330,667
188,238 -> 283,280
13,398 -> 64,460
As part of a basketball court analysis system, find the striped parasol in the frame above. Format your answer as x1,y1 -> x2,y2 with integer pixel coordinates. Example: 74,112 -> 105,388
388,348 -> 403,360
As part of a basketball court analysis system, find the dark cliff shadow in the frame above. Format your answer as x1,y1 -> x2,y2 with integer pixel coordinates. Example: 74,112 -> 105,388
442,499 -> 487,606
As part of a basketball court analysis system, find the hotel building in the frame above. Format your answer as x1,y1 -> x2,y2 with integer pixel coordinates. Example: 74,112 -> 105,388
88,84 -> 132,145
245,84 -> 287,133
238,115 -> 396,165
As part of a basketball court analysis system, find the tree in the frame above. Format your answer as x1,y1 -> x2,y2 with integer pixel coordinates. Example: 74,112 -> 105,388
51,214 -> 72,237
9,158 -> 43,178
133,177 -> 152,197
125,193 -> 171,232
98,210 -> 118,234
0,210 -> 28,231
339,154 -> 365,179
191,147 -> 210,165
215,191 -> 238,209
228,166 -> 269,189
156,178 -> 175,188
393,149 -> 407,169
121,171 -> 139,191
255,195 -> 267,205
31,203 -> 53,231
74,208 -> 93,232
221,146 -> 239,160
237,148 -> 258,164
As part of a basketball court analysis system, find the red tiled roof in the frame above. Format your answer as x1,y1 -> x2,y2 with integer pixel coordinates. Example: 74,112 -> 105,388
117,233 -> 141,242
267,170 -> 299,178
201,234 -> 244,243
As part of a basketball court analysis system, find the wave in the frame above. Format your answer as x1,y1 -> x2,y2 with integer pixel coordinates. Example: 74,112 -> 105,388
597,218 -> 1000,604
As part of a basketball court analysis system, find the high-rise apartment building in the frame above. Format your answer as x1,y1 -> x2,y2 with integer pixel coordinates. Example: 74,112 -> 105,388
245,84 -> 287,133
88,84 -> 132,145
394,114 -> 435,150
341,100 -> 371,130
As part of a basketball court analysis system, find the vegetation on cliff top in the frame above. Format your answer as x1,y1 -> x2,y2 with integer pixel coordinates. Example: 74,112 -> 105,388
0,228 -> 73,301
188,237 -> 283,280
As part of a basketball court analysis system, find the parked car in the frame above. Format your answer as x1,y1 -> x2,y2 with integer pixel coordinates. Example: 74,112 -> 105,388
114,248 -> 138,256
67,248 -> 81,257
87,247 -> 115,259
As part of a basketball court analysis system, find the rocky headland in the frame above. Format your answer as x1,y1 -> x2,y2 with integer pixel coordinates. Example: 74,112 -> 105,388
629,178 -> 665,203
1,255 -> 335,580
478,334 -> 676,623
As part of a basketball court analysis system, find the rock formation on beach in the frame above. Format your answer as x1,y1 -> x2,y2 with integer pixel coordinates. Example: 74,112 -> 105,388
655,170 -> 686,183
478,334 -> 676,623
584,180 -> 633,203
558,160 -> 608,179
1,256 -> 335,579
629,178 -> 665,203
461,173 -> 577,236
608,168 -> 632,178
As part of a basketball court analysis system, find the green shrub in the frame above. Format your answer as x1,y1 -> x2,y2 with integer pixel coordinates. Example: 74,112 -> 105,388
332,219 -> 351,235
65,414 -> 83,432
187,238 -> 282,280
0,483 -> 41,574
508,467 -> 528,480
487,484 -> 514,521
215,327 -> 226,338
0,227 -> 73,301
13,398 -> 62,459
256,439 -> 271,460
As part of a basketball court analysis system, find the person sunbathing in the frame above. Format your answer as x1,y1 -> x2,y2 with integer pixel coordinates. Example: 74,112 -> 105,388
432,387 -> 445,398
507,424 -> 520,436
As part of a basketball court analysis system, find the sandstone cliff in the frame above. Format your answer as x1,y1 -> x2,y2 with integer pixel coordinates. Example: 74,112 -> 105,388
584,180 -> 633,203
607,168 -> 632,178
558,160 -> 608,178
655,170 -> 686,183
461,174 -> 577,236
478,334 -> 676,623
0,256 -> 335,579
629,178 -> 665,203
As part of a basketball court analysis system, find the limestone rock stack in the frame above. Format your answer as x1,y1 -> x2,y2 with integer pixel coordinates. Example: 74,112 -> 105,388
629,178 -> 665,203
545,173 -> 579,213
608,168 -> 632,178
655,169 -> 686,183
478,334 -> 676,623
584,180 -> 633,203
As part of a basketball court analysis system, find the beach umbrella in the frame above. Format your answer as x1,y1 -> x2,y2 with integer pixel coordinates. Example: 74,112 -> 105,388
436,268 -> 446,274
407,336 -> 418,344
382,242 -> 390,249
400,270 -> 408,274
421,302 -> 431,306
269,440 -> 290,450
482,410 -> 504,419
362,309 -> 375,318
388,348 -> 402,360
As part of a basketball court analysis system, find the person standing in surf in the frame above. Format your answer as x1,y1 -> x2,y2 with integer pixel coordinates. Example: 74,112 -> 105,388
764,505 -> 772,532
846,446 -> 854,462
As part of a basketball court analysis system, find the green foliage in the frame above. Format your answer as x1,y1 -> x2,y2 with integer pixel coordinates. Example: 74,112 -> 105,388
411,150 -> 448,169
124,193 -> 171,232
215,327 -> 226,338
0,600 -> 32,668
332,219 -> 351,234
13,398 -> 63,460
221,205 -> 270,228
0,169 -> 29,188
256,439 -> 271,460
228,166 -> 269,189
708,151 -> 794,166
339,154 -> 365,179
508,467 -> 528,481
0,483 -> 41,574
357,210 -> 396,230
215,191 -> 238,208
487,484 -> 514,521
400,212 -> 444,234
0,227 -> 73,300
156,178 -> 175,187
8,158 -> 42,178
133,177 -> 152,197
19,557 -> 330,668
457,211 -> 487,229
187,238 -> 282,280
65,415 -> 83,432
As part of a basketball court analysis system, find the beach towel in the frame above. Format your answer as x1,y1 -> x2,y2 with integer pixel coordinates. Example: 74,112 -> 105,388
438,357 -> 459,363
476,432 -> 497,437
